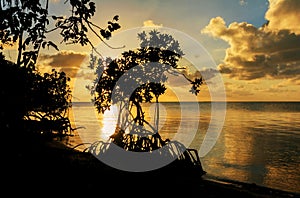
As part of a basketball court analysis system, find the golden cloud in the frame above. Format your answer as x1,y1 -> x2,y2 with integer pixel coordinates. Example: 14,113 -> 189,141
265,0 -> 300,34
143,20 -> 163,27
201,0 -> 300,80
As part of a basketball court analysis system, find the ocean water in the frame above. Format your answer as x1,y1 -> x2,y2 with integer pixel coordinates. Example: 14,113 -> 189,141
68,102 -> 300,194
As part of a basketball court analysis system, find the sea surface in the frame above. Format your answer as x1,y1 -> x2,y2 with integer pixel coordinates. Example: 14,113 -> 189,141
68,102 -> 300,194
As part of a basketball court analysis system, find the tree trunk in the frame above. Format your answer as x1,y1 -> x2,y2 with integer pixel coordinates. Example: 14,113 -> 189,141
17,29 -> 23,66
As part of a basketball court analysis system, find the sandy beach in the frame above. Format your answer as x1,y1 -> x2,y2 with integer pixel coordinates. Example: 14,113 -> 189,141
5,138 -> 299,197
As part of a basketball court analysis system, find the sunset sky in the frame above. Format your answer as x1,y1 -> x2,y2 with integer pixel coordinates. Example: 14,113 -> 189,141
5,0 -> 300,102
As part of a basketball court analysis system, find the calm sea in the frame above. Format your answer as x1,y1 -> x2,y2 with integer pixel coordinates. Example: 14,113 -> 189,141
67,102 -> 300,194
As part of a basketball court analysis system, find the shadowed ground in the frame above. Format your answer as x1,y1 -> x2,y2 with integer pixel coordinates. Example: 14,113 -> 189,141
5,139 -> 300,198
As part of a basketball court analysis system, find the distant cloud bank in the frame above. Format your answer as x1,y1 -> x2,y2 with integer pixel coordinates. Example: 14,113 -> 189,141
39,51 -> 88,78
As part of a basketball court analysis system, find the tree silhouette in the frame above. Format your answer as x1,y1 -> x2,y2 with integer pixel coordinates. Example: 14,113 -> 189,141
87,30 -> 203,153
1,54 -> 72,139
0,0 -> 121,66
0,0 -> 121,139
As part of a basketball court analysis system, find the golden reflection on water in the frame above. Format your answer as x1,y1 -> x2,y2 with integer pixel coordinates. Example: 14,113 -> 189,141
223,123 -> 254,181
69,102 -> 300,193
144,103 -> 177,140
203,107 -> 300,193
98,105 -> 118,140
264,164 -> 299,192
214,109 -> 266,182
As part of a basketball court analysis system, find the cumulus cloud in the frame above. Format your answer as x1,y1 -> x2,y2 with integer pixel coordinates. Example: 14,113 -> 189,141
265,0 -> 300,34
39,50 -> 88,78
201,0 -> 300,80
143,20 -> 163,27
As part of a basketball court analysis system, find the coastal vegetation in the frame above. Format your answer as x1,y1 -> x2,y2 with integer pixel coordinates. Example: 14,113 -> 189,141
0,0 -> 120,139
1,0 -> 204,173
85,29 -> 205,172
1,1 -> 300,198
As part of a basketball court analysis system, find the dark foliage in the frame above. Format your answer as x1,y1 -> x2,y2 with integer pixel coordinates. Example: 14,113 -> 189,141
0,53 -> 72,139
0,0 -> 120,139
87,30 -> 203,153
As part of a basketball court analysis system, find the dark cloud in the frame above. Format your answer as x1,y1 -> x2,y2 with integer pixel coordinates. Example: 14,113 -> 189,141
39,50 -> 88,78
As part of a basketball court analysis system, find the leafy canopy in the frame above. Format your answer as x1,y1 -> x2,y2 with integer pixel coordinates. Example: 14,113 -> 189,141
0,0 -> 121,138
87,30 -> 203,151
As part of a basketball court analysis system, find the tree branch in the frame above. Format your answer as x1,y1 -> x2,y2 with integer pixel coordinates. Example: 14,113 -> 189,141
85,20 -> 125,50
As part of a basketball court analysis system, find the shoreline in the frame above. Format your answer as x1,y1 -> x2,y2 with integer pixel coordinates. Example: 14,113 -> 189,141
63,133 -> 300,196
11,138 -> 297,197
202,175 -> 300,198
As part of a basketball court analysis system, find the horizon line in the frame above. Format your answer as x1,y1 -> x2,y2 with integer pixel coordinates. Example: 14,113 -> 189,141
71,100 -> 300,103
